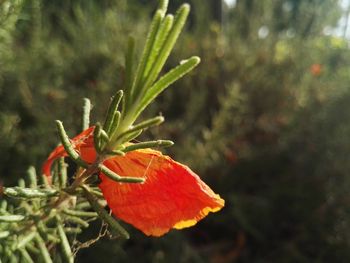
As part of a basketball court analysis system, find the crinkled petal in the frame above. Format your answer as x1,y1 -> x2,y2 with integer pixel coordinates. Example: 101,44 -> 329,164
42,127 -> 224,237
99,149 -> 225,237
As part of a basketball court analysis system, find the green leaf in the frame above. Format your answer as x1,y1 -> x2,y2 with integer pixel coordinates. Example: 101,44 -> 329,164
109,116 -> 164,149
99,165 -> 145,183
120,116 -> 164,137
58,157 -> 68,189
56,217 -> 74,263
136,56 -> 200,117
63,209 -> 98,218
55,120 -> 88,169
35,234 -> 53,263
123,140 -> 174,152
158,0 -> 169,16
106,149 -> 125,156
65,216 -> 90,228
123,36 -> 136,111
3,187 -> 59,199
18,178 -> 25,188
82,98 -> 91,131
0,231 -> 10,239
142,14 -> 174,90
40,174 -> 51,188
110,129 -> 143,148
27,166 -> 37,188
16,232 -> 36,249
19,248 -> 34,263
93,123 -> 103,153
130,10 -> 163,102
0,200 -> 7,210
109,111 -> 121,136
141,4 -> 190,92
0,215 -> 24,222
103,90 -> 123,135
63,227 -> 82,234
82,186 -> 130,239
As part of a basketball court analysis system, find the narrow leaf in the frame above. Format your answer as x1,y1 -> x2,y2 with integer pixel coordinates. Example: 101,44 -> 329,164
0,200 -> 7,210
123,140 -> 174,152
27,166 -> 37,188
99,165 -> 145,183
106,149 -> 125,156
63,209 -> 98,218
137,56 -> 200,117
82,98 -> 91,130
58,157 -> 68,188
4,187 -> 59,199
64,228 -> 82,234
8,252 -> 19,263
16,232 -> 36,249
65,216 -> 89,228
141,4 -> 190,91
119,116 -> 164,138
75,201 -> 91,210
111,129 -> 143,148
82,186 -> 130,239
103,90 -> 123,134
93,123 -> 103,153
0,231 -> 10,239
26,243 -> 40,255
158,0 -> 169,16
142,14 -> 174,89
130,10 -> 163,101
109,111 -> 121,135
19,248 -> 34,263
35,234 -> 53,263
40,173 -> 51,188
0,215 -> 24,222
123,36 -> 135,111
18,178 -> 25,188
56,217 -> 74,263
55,120 -> 88,168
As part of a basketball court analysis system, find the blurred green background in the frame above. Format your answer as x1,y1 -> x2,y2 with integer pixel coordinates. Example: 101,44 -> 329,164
2,0 -> 350,262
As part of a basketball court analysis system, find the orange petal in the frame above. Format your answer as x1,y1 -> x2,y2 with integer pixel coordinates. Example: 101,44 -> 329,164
42,126 -> 95,176
42,127 -> 224,236
99,149 -> 225,237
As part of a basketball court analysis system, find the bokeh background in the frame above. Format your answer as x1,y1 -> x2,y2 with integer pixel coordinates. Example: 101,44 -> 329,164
1,0 -> 350,262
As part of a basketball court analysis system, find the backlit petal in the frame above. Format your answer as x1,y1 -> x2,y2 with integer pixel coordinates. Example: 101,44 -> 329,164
99,149 -> 225,236
42,127 -> 225,237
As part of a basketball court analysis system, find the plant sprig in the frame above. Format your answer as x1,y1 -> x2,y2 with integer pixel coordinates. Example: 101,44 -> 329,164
0,0 -> 200,261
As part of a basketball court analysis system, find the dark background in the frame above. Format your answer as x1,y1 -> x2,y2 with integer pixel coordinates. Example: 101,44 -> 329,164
1,0 -> 350,262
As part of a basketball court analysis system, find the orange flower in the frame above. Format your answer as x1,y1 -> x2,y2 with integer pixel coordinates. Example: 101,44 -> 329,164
310,63 -> 322,76
42,127 -> 224,236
